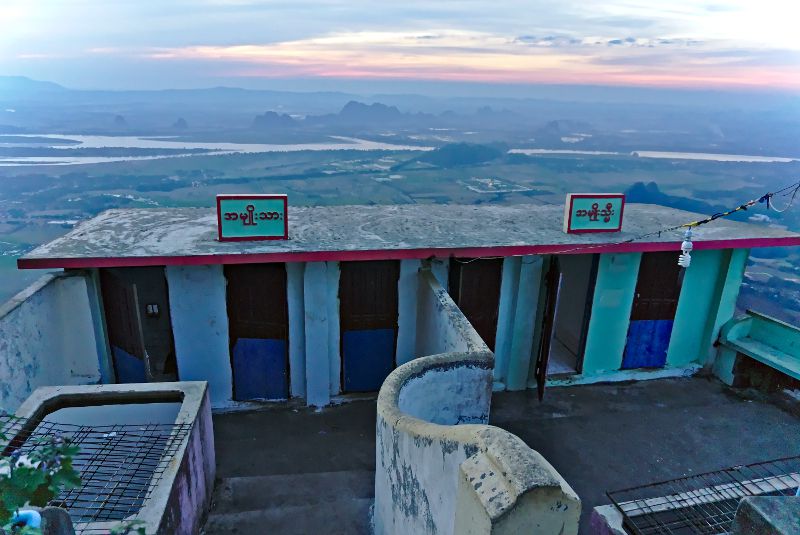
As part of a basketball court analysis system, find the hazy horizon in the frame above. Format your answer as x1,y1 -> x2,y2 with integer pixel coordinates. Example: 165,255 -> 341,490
2,1 -> 798,93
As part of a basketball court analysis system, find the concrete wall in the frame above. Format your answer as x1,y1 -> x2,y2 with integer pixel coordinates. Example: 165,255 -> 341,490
13,381 -> 215,535
415,268 -> 489,358
553,254 -> 593,356
375,355 -> 580,535
166,265 -> 232,406
286,262 -> 306,398
0,272 -> 102,411
303,261 -> 341,406
396,259 -> 421,365
582,253 -> 642,375
375,270 -> 579,535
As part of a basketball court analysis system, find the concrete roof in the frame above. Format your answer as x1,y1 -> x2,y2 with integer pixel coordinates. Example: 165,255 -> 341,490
18,203 -> 800,269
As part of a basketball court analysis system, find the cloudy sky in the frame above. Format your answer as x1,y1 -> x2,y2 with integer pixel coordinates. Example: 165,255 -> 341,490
2,0 -> 799,91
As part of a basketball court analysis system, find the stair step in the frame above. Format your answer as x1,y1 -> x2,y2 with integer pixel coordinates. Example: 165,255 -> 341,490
211,470 -> 375,513
202,497 -> 373,535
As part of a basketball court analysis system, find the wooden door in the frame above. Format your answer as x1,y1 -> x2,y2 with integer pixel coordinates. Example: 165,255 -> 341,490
534,258 -> 560,401
449,258 -> 503,351
100,270 -> 147,383
621,252 -> 683,369
340,260 -> 400,392
225,263 -> 289,400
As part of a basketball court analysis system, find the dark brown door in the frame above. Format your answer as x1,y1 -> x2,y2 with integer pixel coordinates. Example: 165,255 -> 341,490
340,260 -> 400,392
534,258 -> 560,401
225,263 -> 289,400
100,270 -> 147,383
622,252 -> 683,369
449,258 -> 503,350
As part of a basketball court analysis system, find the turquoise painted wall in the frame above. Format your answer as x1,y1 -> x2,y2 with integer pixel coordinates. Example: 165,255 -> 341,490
667,249 -> 726,368
581,253 -> 642,375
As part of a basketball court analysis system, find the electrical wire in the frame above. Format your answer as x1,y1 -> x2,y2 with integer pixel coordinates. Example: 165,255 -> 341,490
452,179 -> 800,260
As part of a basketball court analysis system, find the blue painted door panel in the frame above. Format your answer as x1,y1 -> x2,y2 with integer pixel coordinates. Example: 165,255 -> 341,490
343,328 -> 396,392
622,320 -> 673,369
112,345 -> 147,383
232,338 -> 288,400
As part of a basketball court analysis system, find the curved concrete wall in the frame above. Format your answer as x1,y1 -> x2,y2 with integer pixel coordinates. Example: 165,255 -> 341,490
0,273 -> 102,411
374,269 -> 580,535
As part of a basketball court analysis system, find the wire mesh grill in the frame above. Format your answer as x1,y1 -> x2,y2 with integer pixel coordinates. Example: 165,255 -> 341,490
607,455 -> 800,535
1,413 -> 192,534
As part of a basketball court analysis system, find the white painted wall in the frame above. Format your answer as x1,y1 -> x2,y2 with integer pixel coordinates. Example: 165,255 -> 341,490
166,265 -> 232,405
493,257 -> 521,387
553,255 -> 593,355
0,273 -> 102,411
303,261 -> 342,406
326,261 -> 341,396
506,256 -> 544,390
286,262 -> 306,398
415,270 -> 489,358
396,259 -> 421,365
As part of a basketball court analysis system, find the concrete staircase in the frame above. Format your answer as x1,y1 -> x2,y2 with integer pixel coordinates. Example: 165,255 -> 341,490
202,469 -> 374,535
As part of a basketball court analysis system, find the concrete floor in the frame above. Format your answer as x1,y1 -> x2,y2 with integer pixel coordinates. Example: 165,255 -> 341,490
202,377 -> 800,534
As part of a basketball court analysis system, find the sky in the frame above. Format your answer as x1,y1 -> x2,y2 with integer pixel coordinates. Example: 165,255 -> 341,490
1,0 -> 799,92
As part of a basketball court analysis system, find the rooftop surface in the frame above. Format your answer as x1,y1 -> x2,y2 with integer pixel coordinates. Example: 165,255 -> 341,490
20,203 -> 800,269
202,378 -> 800,535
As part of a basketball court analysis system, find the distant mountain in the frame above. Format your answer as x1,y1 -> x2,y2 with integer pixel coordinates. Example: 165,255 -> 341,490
624,181 -> 748,220
172,117 -> 188,130
0,76 -> 66,96
415,142 -> 507,167
252,111 -> 297,130
339,101 -> 402,122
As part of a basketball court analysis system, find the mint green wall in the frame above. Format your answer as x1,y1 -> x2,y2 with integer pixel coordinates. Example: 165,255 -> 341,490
667,249 -> 725,368
667,249 -> 748,368
581,253 -> 641,375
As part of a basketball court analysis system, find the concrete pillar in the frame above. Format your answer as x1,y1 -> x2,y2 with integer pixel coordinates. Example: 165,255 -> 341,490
166,265 -> 232,405
505,255 -> 544,391
493,256 -> 522,389
326,261 -> 341,396
396,259 -> 421,365
581,253 -> 641,375
711,249 -> 750,383
304,261 -> 336,406
286,262 -> 306,398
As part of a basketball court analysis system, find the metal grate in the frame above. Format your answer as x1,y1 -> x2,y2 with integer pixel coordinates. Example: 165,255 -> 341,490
1,414 -> 192,534
607,455 -> 800,535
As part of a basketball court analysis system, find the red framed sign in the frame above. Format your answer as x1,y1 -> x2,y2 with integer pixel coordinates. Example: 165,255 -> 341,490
563,193 -> 625,234
216,194 -> 288,241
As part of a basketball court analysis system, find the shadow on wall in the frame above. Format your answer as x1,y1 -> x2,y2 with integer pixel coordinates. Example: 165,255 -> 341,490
373,269 -> 580,535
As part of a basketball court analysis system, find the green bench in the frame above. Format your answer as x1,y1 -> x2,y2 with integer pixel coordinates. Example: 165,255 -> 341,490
718,310 -> 800,381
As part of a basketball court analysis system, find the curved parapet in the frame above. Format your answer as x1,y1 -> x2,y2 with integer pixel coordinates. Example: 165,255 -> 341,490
374,269 -> 580,535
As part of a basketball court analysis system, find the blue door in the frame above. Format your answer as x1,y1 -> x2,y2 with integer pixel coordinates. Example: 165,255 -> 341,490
225,264 -> 289,400
622,252 -> 682,369
340,261 -> 400,392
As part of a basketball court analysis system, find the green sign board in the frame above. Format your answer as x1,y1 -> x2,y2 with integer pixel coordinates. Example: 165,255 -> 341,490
563,193 -> 625,233
216,194 -> 288,241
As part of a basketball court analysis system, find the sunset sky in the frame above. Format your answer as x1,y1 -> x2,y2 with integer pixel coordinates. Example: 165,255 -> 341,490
2,0 -> 799,92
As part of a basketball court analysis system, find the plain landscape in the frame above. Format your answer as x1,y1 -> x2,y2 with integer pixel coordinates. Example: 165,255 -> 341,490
1,75 -> 798,322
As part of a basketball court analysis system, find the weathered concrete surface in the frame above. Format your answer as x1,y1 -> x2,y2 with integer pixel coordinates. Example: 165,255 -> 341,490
377,269 -> 579,535
203,400 -> 377,535
733,496 -> 800,534
14,382 -> 215,535
22,203 -> 800,266
490,377 -> 800,534
0,272 -> 101,411
166,265 -> 232,405
414,268 -> 489,359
